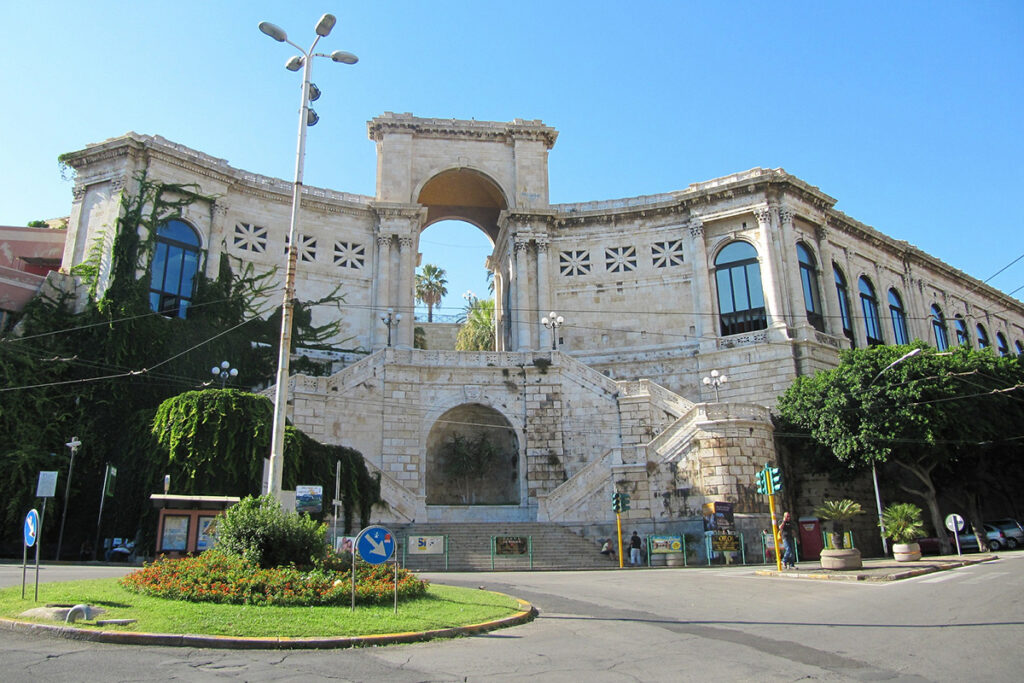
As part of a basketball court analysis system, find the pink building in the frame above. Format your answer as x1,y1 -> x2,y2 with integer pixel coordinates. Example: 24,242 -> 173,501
0,224 -> 67,330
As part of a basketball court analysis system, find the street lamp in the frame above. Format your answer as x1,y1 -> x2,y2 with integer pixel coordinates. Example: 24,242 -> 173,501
867,347 -> 922,555
210,360 -> 238,388
702,369 -> 728,402
55,436 -> 81,561
381,308 -> 402,347
260,13 -> 358,501
542,311 -> 564,350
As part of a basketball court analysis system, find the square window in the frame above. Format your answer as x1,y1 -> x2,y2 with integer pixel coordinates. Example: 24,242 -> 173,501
605,246 -> 637,273
559,250 -> 591,276
652,240 -> 684,268
333,241 -> 365,269
232,222 -> 267,253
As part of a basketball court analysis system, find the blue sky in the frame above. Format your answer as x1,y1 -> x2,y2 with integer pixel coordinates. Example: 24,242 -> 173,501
3,1 -> 1022,319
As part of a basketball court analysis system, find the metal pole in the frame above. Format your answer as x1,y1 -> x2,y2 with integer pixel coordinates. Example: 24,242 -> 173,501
268,36 -> 319,501
35,499 -> 46,601
872,461 -> 888,555
56,437 -> 80,561
767,476 -> 782,571
93,464 -> 109,561
615,512 -> 624,568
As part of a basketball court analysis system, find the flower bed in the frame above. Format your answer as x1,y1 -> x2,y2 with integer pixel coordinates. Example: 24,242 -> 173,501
120,550 -> 427,607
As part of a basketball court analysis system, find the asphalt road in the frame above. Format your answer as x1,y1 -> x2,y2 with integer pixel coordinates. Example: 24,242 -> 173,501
1,554 -> 1022,682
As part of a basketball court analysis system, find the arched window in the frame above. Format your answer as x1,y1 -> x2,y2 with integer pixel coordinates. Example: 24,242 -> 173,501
931,305 -> 949,351
797,243 -> 824,332
996,332 -> 1009,357
149,219 -> 201,318
859,276 -> 883,346
1016,340 -> 1024,356
834,265 -> 854,346
954,316 -> 970,347
888,289 -> 909,345
976,324 -> 990,350
715,241 -> 767,336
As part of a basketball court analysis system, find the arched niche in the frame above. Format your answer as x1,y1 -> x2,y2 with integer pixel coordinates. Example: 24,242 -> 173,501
416,168 -> 507,242
425,403 -> 519,505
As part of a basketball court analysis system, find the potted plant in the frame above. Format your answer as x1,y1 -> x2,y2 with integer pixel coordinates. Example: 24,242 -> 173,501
813,499 -> 865,570
881,502 -> 926,562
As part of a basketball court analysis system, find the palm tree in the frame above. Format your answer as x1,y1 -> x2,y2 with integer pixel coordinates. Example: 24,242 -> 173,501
415,264 -> 448,322
456,297 -> 495,351
813,499 -> 864,549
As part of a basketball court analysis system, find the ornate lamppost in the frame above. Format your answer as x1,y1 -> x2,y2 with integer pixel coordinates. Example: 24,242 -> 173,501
702,369 -> 728,402
542,311 -> 564,350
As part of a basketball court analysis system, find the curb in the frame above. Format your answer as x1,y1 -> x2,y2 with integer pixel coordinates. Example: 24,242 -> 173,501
0,596 -> 537,650
753,554 -> 997,582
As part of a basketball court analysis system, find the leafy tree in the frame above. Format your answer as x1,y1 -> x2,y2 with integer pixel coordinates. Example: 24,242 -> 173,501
777,343 -> 1024,554
415,264 -> 448,322
441,434 -> 497,504
456,296 -> 495,351
215,494 -> 325,568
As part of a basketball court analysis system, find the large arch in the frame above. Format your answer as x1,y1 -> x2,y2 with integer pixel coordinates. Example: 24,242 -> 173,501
416,167 -> 508,242
425,403 -> 519,505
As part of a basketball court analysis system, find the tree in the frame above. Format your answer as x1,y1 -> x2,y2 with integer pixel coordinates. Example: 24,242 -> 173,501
456,296 -> 495,351
776,343 -> 1024,554
415,264 -> 448,322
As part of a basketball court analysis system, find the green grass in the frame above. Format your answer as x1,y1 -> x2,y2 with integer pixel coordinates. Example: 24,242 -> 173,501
0,579 -> 523,638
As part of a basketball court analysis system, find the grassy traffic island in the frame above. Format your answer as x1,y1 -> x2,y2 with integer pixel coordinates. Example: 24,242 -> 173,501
0,554 -> 532,648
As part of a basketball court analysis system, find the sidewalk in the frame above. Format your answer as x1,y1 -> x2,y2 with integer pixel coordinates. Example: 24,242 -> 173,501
754,553 -> 998,581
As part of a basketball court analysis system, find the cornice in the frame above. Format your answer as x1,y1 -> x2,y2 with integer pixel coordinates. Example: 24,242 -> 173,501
367,112 -> 558,149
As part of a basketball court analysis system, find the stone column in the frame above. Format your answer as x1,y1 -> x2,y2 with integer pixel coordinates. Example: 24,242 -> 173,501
843,250 -> 868,346
206,202 -> 229,279
398,236 -> 415,348
689,220 -> 714,347
514,237 -> 532,350
753,207 -> 787,331
815,223 -> 842,338
535,236 -> 552,350
375,233 -> 393,349
779,207 -> 806,329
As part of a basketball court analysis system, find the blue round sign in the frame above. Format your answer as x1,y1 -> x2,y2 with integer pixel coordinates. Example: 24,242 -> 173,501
356,525 -> 395,565
24,509 -> 39,548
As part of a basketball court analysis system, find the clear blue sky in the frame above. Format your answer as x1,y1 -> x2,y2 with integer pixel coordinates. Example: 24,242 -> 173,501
3,1 -> 1022,319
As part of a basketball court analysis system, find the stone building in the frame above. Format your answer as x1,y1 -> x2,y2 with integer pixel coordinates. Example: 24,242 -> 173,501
56,114 -> 1024,544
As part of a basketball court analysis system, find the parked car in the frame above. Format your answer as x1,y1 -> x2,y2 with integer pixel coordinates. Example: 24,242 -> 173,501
916,524 -> 1010,554
985,519 -> 1023,549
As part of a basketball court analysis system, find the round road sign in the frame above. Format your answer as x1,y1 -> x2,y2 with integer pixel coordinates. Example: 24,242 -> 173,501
355,525 -> 395,565
945,513 -> 965,533
24,509 -> 39,547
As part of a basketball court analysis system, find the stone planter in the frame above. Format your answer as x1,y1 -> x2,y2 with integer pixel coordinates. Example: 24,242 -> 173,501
819,547 -> 863,570
892,542 -> 922,562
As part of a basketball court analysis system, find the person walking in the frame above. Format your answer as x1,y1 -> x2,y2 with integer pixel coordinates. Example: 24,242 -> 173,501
780,512 -> 797,569
629,531 -> 643,566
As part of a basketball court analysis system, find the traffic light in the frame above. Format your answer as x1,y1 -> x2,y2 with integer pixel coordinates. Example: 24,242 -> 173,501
755,471 -> 767,495
612,491 -> 622,513
769,466 -> 782,493
620,492 -> 631,511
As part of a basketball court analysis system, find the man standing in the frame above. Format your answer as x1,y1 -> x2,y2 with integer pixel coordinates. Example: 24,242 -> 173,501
780,512 -> 797,569
629,531 -> 642,566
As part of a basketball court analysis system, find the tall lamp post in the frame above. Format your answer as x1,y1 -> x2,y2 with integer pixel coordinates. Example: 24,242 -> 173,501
867,347 -> 922,555
542,311 -> 564,350
211,360 -> 238,388
381,308 -> 401,347
55,436 -> 81,561
260,13 -> 358,501
702,369 -> 728,402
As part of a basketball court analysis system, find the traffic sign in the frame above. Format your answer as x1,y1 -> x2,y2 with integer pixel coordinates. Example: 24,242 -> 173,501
24,509 -> 39,547
356,525 -> 395,565
945,513 -> 965,533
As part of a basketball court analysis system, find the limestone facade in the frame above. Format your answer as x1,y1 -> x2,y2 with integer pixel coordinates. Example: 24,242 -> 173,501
55,114 -> 1024,535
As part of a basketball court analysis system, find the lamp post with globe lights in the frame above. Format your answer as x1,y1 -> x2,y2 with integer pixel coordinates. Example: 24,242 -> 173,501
381,308 -> 401,347
211,361 -> 238,388
542,311 -> 564,350
702,369 -> 728,402
259,13 -> 358,501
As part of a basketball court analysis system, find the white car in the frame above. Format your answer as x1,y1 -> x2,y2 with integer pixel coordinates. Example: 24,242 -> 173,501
985,519 -> 1023,549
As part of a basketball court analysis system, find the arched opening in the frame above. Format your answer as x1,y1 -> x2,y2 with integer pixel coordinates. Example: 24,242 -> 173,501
425,404 -> 519,505
414,169 -> 507,350
149,218 -> 201,318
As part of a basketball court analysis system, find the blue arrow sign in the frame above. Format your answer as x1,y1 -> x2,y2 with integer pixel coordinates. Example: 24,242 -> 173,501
24,509 -> 39,548
356,525 -> 395,565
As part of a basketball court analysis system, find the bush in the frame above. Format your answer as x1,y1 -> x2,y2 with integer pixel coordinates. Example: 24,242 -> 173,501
216,495 -> 326,568
120,550 -> 427,606
881,502 -> 926,545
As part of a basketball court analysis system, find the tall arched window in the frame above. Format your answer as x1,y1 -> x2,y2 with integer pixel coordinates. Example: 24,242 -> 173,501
954,316 -> 970,347
715,241 -> 766,336
1016,340 -> 1024,356
976,324 -> 990,350
797,243 -> 823,331
931,305 -> 949,351
996,332 -> 1009,357
888,289 -> 909,345
149,219 -> 201,318
858,276 -> 883,346
834,265 -> 854,345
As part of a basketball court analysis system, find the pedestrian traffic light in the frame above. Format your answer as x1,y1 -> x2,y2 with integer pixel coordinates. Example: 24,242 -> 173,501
769,466 -> 781,492
612,491 -> 622,513
620,492 -> 631,511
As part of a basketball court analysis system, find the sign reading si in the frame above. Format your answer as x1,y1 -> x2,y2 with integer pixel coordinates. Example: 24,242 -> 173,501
356,525 -> 395,565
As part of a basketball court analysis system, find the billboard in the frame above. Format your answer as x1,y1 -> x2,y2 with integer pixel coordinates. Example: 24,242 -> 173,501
295,485 -> 323,514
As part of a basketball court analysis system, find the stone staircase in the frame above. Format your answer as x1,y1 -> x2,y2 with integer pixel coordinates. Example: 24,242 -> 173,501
388,522 -> 620,571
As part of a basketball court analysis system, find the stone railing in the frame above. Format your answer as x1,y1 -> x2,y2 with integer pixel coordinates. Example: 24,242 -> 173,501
617,378 -> 694,418
553,193 -> 677,214
537,449 -> 614,522
364,462 -> 418,523
717,330 -> 768,349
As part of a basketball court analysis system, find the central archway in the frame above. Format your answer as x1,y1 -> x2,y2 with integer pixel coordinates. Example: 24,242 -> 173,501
425,403 -> 519,505
416,168 -> 508,242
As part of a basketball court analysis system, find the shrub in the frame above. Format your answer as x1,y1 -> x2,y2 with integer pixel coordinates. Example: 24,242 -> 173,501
881,502 -> 926,544
216,495 -> 325,568
119,550 -> 427,606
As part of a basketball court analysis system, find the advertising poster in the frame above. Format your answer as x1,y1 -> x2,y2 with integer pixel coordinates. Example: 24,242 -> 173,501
335,536 -> 356,555
409,535 -> 445,555
295,485 -> 323,514
702,501 -> 735,533
161,516 -> 189,551
711,534 -> 740,552
494,536 -> 528,555
197,516 -> 218,551
648,535 -> 683,554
